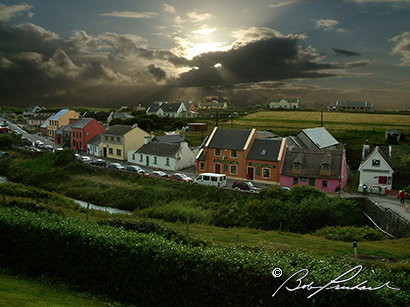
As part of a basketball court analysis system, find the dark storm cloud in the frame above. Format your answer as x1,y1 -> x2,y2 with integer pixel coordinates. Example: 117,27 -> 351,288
332,48 -> 361,56
176,36 -> 368,87
147,64 -> 167,81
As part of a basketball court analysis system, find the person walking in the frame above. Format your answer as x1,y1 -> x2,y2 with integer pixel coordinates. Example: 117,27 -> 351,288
399,190 -> 406,204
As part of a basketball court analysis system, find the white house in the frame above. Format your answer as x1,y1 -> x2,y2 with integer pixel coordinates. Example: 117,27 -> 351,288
128,138 -> 196,171
87,134 -> 102,157
358,145 -> 394,193
269,98 -> 299,109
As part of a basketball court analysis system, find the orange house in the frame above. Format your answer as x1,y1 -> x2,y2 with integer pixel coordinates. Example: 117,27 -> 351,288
196,127 -> 257,179
196,127 -> 286,185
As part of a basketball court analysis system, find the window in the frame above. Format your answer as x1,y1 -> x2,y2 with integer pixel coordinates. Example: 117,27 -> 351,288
215,148 -> 221,157
166,158 -> 170,166
153,157 -> 157,164
262,168 -> 270,179
116,149 -> 121,156
110,136 -> 114,142
109,148 -> 113,155
105,136 -> 109,142
379,176 -> 387,184
132,154 -> 135,160
199,161 -> 205,171
372,159 -> 380,166
116,137 -> 121,143
230,164 -> 237,175
293,163 -> 301,169
140,155 -> 143,162
293,177 -> 298,185
321,165 -> 330,171
322,180 -> 328,188
231,150 -> 238,158
261,149 -> 267,156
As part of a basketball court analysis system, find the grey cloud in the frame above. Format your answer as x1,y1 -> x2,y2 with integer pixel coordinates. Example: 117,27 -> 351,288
147,64 -> 167,81
175,36 -> 368,87
332,48 -> 361,56
0,3 -> 33,23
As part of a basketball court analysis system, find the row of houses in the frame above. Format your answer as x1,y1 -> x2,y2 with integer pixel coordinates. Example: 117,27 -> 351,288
195,127 -> 394,193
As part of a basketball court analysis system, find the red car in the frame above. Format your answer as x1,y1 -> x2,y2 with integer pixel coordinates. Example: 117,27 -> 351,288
170,173 -> 193,182
150,171 -> 169,178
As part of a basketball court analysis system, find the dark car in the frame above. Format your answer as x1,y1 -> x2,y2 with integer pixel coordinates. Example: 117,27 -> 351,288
150,171 -> 169,178
232,180 -> 261,193
90,159 -> 107,167
107,163 -> 125,170
126,165 -> 145,174
170,173 -> 193,182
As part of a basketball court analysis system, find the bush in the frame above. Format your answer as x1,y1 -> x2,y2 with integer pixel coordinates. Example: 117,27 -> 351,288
314,226 -> 387,242
0,207 -> 408,307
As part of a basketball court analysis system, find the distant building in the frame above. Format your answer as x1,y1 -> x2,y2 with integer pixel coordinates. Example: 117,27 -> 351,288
23,106 -> 42,115
47,109 -> 80,137
327,100 -> 374,112
269,98 -> 299,109
197,100 -> 228,110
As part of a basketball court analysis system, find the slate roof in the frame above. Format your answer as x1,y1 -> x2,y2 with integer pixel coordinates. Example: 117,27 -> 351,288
147,101 -> 166,113
153,135 -> 190,143
246,138 -> 283,161
102,125 -> 134,136
113,112 -> 134,119
83,111 -> 110,122
40,120 -> 49,128
206,128 -> 253,150
300,127 -> 339,149
134,142 -> 181,157
55,125 -> 65,135
49,109 -> 70,121
337,100 -> 372,107
62,121 -> 76,133
72,118 -> 94,129
88,134 -> 101,145
281,148 -> 343,179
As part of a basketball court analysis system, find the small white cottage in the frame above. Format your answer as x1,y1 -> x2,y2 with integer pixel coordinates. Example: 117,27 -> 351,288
358,145 -> 394,194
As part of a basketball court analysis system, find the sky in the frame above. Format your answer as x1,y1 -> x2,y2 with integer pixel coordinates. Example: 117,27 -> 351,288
0,1 -> 410,110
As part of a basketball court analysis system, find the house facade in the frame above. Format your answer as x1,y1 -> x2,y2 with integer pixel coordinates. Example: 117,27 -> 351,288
146,101 -> 189,118
280,148 -> 348,192
71,118 -> 106,152
280,127 -> 348,192
269,98 -> 299,109
196,128 -> 257,179
47,109 -> 80,137
128,139 -> 196,171
27,114 -> 50,126
101,125 -> 150,161
358,145 -> 394,193
197,100 -> 228,110
327,101 -> 374,112
87,134 -> 102,156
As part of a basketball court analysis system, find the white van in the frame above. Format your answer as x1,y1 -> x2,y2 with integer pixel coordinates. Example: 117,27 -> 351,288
193,173 -> 227,187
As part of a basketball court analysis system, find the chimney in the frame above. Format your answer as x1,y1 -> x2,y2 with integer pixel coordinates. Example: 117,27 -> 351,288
144,136 -> 151,144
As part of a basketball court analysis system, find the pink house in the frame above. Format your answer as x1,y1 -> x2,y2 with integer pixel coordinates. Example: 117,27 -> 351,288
280,127 -> 348,192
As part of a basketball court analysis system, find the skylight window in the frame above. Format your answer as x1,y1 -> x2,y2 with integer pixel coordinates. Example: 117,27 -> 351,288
261,149 -> 267,155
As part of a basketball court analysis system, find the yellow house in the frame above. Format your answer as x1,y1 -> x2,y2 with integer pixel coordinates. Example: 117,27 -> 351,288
101,125 -> 150,161
47,109 -> 80,137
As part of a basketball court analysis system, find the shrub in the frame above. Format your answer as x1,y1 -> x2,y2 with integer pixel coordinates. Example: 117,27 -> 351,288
0,207 -> 408,307
314,226 -> 387,242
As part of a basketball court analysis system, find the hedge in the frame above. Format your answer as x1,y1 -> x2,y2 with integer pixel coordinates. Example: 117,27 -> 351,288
0,207 -> 408,307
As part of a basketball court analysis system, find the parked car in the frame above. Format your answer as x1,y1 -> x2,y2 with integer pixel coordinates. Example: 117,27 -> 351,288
44,145 -> 53,151
36,142 -> 45,149
150,171 -> 169,178
170,173 -> 193,182
74,153 -> 81,160
126,165 -> 145,174
232,180 -> 261,193
193,173 -> 227,187
107,163 -> 125,170
79,156 -> 92,163
90,159 -> 106,167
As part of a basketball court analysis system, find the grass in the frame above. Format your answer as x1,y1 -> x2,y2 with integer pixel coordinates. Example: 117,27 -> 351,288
0,271 -> 130,307
164,221 -> 410,269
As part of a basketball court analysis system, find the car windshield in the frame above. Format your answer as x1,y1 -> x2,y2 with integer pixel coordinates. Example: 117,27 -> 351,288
180,174 -> 187,178
246,182 -> 255,187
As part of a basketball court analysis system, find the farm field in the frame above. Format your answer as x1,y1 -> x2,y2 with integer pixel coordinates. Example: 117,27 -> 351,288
226,110 -> 410,133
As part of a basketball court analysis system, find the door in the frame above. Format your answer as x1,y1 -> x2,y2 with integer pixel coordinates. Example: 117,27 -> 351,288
309,178 -> 315,187
215,163 -> 221,174
247,167 -> 254,180
146,156 -> 149,166
103,147 -> 107,157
